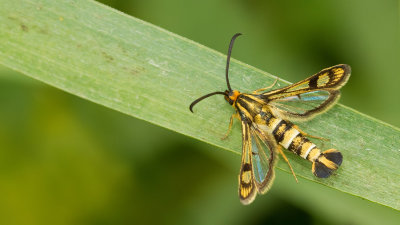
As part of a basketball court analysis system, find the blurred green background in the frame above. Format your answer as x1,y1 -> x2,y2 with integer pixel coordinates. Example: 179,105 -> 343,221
0,0 -> 399,225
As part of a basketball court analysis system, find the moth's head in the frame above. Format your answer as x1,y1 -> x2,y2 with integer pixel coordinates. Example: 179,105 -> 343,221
224,90 -> 240,105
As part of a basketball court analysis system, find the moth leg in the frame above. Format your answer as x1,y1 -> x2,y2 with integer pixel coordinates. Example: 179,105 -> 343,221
277,146 -> 298,183
221,113 -> 240,140
252,77 -> 279,94
293,125 -> 330,141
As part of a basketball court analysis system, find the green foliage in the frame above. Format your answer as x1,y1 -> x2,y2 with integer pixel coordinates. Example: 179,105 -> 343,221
0,0 -> 399,218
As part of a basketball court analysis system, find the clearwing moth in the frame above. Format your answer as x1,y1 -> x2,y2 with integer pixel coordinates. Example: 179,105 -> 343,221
190,33 -> 350,205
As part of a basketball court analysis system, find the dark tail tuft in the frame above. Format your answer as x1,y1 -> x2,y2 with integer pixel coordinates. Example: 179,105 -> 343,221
312,149 -> 343,178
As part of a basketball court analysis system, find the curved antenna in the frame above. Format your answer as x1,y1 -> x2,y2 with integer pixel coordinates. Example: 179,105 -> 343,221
225,33 -> 242,91
189,91 -> 227,112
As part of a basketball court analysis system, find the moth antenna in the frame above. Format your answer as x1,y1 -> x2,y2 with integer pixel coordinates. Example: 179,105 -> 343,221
189,33 -> 242,113
225,33 -> 242,91
189,91 -> 227,113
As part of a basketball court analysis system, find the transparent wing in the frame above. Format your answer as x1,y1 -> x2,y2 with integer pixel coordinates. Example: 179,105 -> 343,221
250,126 -> 278,194
263,64 -> 351,121
239,120 -> 278,205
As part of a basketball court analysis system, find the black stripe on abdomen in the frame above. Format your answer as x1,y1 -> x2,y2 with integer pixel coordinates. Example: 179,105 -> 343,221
288,134 -> 307,155
272,120 -> 292,143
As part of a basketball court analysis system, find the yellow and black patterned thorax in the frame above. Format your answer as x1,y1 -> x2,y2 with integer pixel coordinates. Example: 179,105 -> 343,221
234,94 -> 263,122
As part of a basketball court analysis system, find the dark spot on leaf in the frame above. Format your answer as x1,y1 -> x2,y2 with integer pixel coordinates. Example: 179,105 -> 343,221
123,66 -> 145,76
20,24 -> 29,32
130,66 -> 145,75
101,51 -> 114,62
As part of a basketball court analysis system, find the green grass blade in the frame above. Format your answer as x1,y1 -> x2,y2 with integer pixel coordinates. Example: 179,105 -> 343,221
1,0 -> 399,210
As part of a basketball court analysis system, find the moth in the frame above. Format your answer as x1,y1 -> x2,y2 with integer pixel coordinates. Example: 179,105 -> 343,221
189,33 -> 351,205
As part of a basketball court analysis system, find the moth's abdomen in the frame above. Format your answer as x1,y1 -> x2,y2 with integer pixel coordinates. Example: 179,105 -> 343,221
267,119 -> 314,159
312,149 -> 343,178
286,131 -> 320,161
255,112 -> 342,178
276,122 -> 342,178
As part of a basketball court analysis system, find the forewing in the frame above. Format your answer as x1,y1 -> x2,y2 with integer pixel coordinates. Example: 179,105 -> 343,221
250,126 -> 278,194
238,120 -> 257,205
264,64 -> 351,120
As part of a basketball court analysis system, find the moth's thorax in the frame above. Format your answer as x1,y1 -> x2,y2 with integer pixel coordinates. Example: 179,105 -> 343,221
234,94 -> 265,116
224,90 -> 241,105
